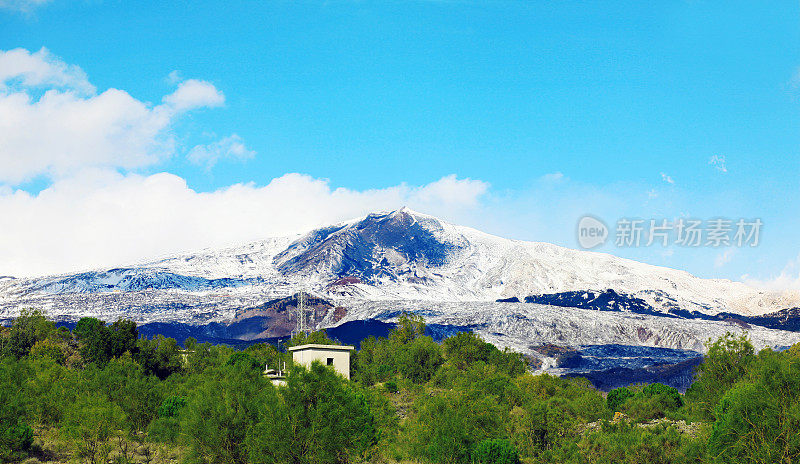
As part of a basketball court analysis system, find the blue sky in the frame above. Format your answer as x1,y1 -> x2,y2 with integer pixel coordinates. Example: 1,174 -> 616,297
1,0 -> 799,286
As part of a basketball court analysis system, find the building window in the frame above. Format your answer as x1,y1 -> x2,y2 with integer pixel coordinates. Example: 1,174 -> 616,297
326,358 -> 334,366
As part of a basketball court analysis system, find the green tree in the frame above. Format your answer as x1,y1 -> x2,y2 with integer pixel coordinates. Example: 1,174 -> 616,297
286,329 -> 338,347
247,362 -> 376,464
685,332 -> 755,420
74,317 -> 112,366
607,387 -> 634,412
61,393 -> 126,464
577,420 -> 707,464
100,355 -> 163,433
0,358 -> 34,461
441,331 -> 525,377
708,349 -> 800,463
134,335 -> 183,379
396,336 -> 443,383
182,366 -> 269,464
403,391 -> 505,464
6,308 -> 55,359
227,351 -> 261,370
390,313 -> 426,345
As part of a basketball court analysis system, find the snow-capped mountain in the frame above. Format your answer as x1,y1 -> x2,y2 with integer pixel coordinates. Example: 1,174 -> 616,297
2,208 -> 799,360
1,207 -> 796,315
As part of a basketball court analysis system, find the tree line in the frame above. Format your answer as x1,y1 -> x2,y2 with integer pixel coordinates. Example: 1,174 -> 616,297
1,308 -> 799,463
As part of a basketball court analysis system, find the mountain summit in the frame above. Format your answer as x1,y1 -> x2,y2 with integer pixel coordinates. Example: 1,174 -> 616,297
1,208 -> 794,320
3,208 -> 800,367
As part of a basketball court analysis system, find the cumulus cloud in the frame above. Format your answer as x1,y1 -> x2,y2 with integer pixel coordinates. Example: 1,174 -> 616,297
709,154 -> 728,173
0,171 -> 489,277
0,47 -> 93,94
161,79 -> 224,112
406,174 -> 489,207
660,172 -> 675,184
0,48 -> 228,184
188,134 -> 255,169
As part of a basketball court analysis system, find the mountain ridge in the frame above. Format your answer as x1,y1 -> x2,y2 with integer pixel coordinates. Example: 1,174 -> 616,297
0,208 -> 795,318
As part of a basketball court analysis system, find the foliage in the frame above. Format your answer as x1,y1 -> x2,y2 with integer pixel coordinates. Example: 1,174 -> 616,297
509,374 -> 607,459
707,348 -> 800,463
134,334 -> 183,379
575,420 -> 707,464
442,331 -> 525,376
384,379 -> 398,393
73,317 -> 139,367
402,390 -> 506,464
285,329 -> 338,347
685,332 -> 755,420
247,362 -> 376,464
0,358 -> 33,461
8,311 -> 800,464
395,335 -> 443,383
607,387 -> 634,412
60,393 -> 126,464
181,365 -> 268,464
158,395 -> 187,418
617,383 -> 684,422
472,439 -> 521,464
390,313 -> 427,344
4,308 -> 55,359
227,351 -> 261,370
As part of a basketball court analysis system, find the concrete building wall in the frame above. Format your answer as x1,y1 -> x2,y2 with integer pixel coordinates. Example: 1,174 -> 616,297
289,344 -> 353,379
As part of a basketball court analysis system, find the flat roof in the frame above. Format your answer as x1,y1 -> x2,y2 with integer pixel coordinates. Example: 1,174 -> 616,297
288,343 -> 355,352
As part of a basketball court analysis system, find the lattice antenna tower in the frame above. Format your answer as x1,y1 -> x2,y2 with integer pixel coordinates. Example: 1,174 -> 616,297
293,290 -> 312,337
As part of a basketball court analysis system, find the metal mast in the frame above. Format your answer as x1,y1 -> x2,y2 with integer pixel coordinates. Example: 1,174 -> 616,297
292,290 -> 312,337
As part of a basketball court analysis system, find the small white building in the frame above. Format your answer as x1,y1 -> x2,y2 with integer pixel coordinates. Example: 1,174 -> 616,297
288,343 -> 354,379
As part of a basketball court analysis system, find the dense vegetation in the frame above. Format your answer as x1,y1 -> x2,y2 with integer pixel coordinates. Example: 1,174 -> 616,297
1,308 -> 799,464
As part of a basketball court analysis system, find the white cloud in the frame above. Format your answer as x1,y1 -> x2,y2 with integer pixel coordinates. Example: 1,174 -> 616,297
406,174 -> 489,207
660,172 -> 674,184
166,70 -> 182,85
745,253 -> 800,292
709,155 -> 728,173
188,134 -> 255,169
0,48 -> 93,94
162,79 -> 224,112
0,0 -> 50,12
0,48 -> 229,184
0,171 -> 489,277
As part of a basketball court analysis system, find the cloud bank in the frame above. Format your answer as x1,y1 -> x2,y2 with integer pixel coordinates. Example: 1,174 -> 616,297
0,171 -> 489,277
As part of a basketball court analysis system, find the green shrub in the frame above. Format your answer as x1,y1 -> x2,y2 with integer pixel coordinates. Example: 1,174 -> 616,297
147,417 -> 181,444
158,396 -> 187,418
607,387 -> 634,412
384,380 -> 398,393
577,420 -> 707,464
685,333 -> 755,420
247,362 -> 376,464
472,439 -> 520,464
708,349 -> 800,463
640,383 -> 683,408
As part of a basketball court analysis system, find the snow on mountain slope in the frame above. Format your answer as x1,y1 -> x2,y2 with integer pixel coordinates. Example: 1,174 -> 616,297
144,208 -> 790,316
0,208 -> 795,323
